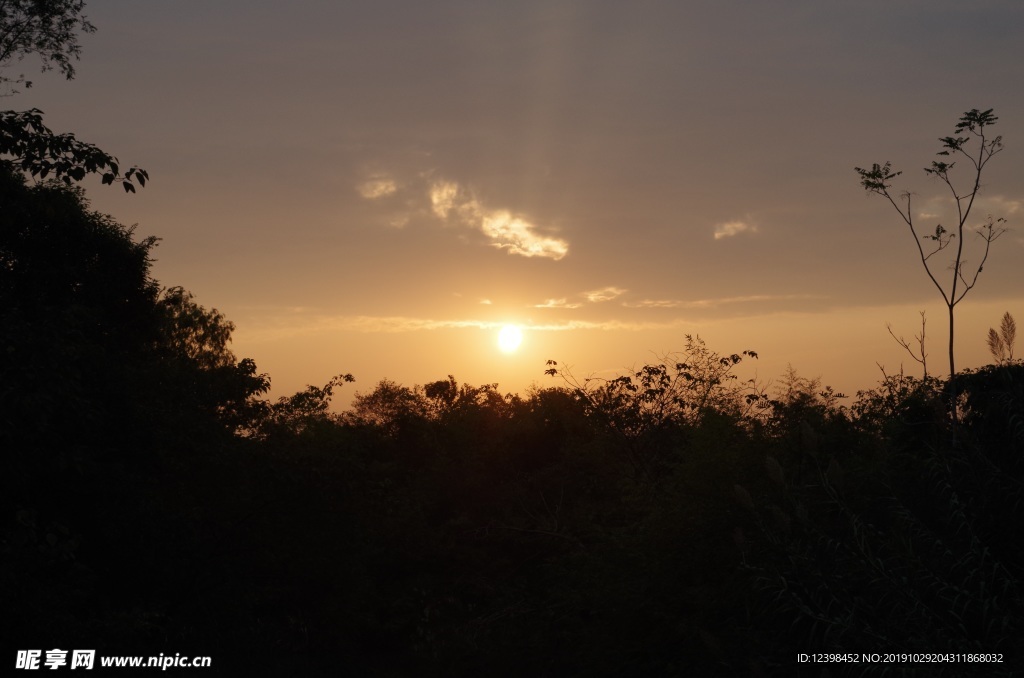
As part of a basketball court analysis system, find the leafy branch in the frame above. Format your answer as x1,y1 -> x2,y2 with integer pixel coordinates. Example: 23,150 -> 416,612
1,108 -> 147,191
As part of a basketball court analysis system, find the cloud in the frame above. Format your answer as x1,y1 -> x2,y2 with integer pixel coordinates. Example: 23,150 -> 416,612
357,176 -> 397,199
624,294 -> 822,309
915,194 -> 1021,227
977,194 -> 1022,217
358,170 -> 570,258
247,315 -> 498,341
533,298 -> 582,309
243,312 -> 688,343
713,220 -> 758,240
623,299 -> 681,309
480,299 -> 493,305
584,286 -> 627,303
481,211 -> 569,259
429,180 -> 462,219
430,180 -> 569,260
508,319 -> 686,332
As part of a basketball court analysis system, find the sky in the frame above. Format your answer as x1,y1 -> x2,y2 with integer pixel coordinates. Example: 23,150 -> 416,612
16,0 -> 1024,408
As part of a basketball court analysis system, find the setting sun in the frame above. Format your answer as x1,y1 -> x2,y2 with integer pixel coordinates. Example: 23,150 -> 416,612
497,324 -> 523,353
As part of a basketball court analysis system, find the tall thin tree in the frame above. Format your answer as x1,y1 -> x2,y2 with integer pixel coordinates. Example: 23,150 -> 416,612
856,109 -> 1007,422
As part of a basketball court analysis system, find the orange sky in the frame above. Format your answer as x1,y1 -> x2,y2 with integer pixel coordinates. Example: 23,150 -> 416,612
20,1 -> 1024,408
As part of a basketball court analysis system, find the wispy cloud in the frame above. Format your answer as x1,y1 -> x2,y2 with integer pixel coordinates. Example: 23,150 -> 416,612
358,170 -> 569,259
430,179 -> 569,260
624,294 -> 822,309
713,219 -> 758,240
915,194 -> 1021,227
243,313 -> 689,343
524,319 -> 682,332
357,176 -> 398,199
429,180 -> 463,219
533,298 -> 582,309
481,211 -> 569,259
624,299 -> 682,309
584,286 -> 627,302
977,194 -> 1022,218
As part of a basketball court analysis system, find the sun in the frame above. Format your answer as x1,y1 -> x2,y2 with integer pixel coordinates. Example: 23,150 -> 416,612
497,324 -> 523,353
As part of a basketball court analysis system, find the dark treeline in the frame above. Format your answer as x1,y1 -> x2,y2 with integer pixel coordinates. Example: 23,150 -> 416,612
2,166 -> 1023,676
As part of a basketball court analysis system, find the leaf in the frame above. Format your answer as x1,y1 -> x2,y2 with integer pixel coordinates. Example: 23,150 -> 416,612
123,181 -> 135,193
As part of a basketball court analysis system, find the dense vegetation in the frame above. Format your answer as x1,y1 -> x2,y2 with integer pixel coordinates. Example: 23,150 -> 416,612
2,166 -> 1022,676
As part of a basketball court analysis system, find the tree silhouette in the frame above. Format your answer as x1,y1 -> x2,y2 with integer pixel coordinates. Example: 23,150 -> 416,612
0,2 -> 147,190
0,0 -> 94,94
0,163 -> 161,512
1,108 -> 148,190
856,109 -> 1006,422
149,286 -> 272,438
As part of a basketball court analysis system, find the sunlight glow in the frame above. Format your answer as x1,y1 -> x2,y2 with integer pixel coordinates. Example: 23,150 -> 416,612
498,324 -> 523,353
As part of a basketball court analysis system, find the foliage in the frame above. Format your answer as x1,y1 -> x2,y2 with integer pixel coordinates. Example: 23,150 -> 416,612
955,363 -> 1024,475
140,287 -> 272,440
1,108 -> 148,190
852,366 -> 947,449
423,374 -> 508,421
0,2 -> 147,189
0,0 -> 94,93
157,287 -> 239,369
256,373 -> 353,439
348,378 -> 430,437
754,364 -> 849,450
545,334 -> 763,481
0,166 -> 162,659
0,164 -> 266,457
0,165 -> 158,456
737,428 -> 1022,676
